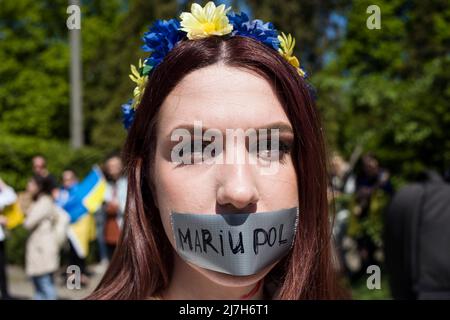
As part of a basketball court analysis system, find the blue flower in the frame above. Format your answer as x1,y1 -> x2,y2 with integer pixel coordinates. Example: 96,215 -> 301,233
142,19 -> 185,70
121,100 -> 135,130
227,12 -> 280,51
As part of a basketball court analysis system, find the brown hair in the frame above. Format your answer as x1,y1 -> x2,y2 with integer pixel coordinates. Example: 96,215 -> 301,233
88,35 -> 344,300
30,174 -> 53,201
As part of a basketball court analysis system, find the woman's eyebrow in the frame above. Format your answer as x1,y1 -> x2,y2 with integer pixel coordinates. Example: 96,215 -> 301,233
165,124 -> 210,140
253,122 -> 294,134
166,121 -> 293,139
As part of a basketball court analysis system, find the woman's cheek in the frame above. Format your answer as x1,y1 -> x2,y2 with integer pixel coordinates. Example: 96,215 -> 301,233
257,162 -> 299,207
155,162 -> 214,213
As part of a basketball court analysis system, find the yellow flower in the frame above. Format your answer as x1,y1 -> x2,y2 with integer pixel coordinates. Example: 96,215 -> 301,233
180,1 -> 233,40
129,59 -> 148,109
278,32 -> 305,77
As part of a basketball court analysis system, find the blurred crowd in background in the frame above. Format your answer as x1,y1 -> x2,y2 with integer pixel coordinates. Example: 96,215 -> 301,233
0,154 -> 127,300
329,152 -> 450,299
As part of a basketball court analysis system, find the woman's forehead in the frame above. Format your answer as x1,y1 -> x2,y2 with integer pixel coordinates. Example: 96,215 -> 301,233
158,65 -> 291,133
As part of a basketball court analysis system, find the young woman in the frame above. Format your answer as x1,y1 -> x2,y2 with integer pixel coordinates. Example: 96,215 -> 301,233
89,2 -> 344,300
24,175 -> 60,300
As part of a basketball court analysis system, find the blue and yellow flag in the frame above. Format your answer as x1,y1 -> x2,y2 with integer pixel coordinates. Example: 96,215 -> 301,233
63,166 -> 106,258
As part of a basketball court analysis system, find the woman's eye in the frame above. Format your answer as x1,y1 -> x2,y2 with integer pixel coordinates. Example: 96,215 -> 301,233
175,139 -> 291,165
179,140 -> 215,164
257,140 -> 291,162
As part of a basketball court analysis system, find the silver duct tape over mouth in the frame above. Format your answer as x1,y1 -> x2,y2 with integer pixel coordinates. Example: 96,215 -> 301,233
170,207 -> 299,276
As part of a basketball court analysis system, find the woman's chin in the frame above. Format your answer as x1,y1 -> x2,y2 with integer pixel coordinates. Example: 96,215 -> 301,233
185,260 -> 277,288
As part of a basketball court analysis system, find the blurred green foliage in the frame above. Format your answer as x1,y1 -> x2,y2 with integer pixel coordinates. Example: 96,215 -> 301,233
0,133 -> 104,190
312,0 -> 450,182
247,0 -> 449,185
4,226 -> 28,266
350,275 -> 392,300
347,190 -> 389,247
0,0 -> 180,191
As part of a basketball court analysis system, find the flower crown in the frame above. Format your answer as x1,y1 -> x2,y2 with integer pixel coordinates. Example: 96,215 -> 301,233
122,1 -> 307,130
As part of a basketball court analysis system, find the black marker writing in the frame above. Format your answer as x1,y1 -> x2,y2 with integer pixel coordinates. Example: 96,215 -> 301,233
194,229 -> 202,252
178,228 -> 192,251
228,231 -> 244,254
178,223 -> 289,256
219,230 -> 224,256
253,224 -> 287,254
278,224 -> 287,245
201,229 -> 219,254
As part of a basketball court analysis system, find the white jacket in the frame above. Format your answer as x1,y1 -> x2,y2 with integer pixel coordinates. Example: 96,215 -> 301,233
0,184 -> 17,241
24,195 -> 60,276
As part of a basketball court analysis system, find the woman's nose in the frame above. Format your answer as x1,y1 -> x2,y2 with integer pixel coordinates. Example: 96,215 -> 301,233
216,163 -> 260,211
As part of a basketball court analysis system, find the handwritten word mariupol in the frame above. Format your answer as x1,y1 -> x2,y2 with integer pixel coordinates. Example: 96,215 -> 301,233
176,224 -> 288,256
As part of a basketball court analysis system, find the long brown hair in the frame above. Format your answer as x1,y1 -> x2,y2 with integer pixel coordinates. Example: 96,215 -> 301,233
88,35 -> 343,299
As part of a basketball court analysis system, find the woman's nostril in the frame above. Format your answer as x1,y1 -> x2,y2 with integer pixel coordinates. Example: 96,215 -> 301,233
216,182 -> 260,211
215,202 -> 257,214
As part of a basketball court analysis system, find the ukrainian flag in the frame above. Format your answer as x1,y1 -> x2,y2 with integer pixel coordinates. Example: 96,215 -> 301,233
63,166 -> 106,258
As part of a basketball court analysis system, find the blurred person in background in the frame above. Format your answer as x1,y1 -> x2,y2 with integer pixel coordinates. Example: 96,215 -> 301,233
355,153 -> 394,208
330,153 -> 356,196
349,153 -> 393,280
385,169 -> 450,299
0,177 -> 17,300
55,170 -> 90,286
328,153 -> 357,279
55,170 -> 79,207
23,175 -> 61,300
100,155 -> 127,261
32,156 -> 59,199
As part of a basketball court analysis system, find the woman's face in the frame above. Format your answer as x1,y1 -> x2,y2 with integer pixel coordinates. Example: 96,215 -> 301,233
153,65 -> 299,287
